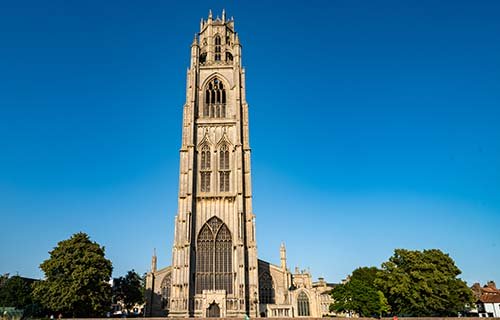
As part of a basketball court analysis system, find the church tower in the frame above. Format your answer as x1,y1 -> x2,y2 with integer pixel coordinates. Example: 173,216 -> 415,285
169,10 -> 259,318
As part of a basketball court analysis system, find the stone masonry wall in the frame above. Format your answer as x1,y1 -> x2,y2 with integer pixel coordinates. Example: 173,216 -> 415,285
66,317 -> 500,320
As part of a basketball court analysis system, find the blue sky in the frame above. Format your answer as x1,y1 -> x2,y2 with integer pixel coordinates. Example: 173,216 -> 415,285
0,0 -> 499,285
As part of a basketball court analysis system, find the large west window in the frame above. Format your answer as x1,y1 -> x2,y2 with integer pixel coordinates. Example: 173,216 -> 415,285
195,216 -> 233,294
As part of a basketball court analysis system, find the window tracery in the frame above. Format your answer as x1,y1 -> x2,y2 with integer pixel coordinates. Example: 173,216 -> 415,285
219,144 -> 230,192
297,292 -> 310,316
203,78 -> 226,118
259,272 -> 275,304
160,273 -> 172,310
195,216 -> 233,294
200,145 -> 211,192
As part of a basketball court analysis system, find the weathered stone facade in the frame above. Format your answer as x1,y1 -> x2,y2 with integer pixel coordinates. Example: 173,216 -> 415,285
145,11 -> 335,318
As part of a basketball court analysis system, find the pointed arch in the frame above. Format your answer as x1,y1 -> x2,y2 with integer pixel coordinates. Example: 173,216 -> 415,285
215,224 -> 232,292
200,73 -> 230,91
297,291 -> 310,316
258,271 -> 275,304
219,144 -> 229,170
214,35 -> 222,61
219,143 -> 230,192
195,217 -> 233,294
215,132 -> 234,149
160,272 -> 172,310
199,143 -> 212,193
201,144 -> 211,170
197,129 -> 214,148
207,301 -> 220,318
207,216 -> 223,233
203,77 -> 227,118
196,224 -> 214,293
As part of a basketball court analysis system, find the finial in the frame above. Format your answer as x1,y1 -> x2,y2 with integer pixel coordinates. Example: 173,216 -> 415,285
192,33 -> 198,45
222,9 -> 226,22
208,9 -> 213,20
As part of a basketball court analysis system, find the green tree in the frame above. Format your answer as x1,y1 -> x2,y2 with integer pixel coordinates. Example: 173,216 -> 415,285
330,267 -> 390,317
0,275 -> 33,308
375,249 -> 474,316
0,274 -> 8,287
32,232 -> 113,317
112,270 -> 144,310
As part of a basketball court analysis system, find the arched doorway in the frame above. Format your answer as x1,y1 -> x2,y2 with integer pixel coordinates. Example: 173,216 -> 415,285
207,301 -> 220,318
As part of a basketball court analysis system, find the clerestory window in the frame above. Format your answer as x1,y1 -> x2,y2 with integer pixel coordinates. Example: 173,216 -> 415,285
203,78 -> 226,118
219,144 -> 230,192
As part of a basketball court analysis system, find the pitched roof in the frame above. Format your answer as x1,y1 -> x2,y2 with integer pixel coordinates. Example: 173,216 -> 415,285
480,294 -> 500,304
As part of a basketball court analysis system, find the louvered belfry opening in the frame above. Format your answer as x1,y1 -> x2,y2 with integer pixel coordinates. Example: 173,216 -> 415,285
195,216 -> 233,294
203,78 -> 226,118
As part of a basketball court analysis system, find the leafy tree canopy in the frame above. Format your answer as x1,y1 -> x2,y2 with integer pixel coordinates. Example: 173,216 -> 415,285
375,248 -> 474,316
112,270 -> 144,310
32,232 -> 113,317
0,275 -> 33,308
330,267 -> 390,317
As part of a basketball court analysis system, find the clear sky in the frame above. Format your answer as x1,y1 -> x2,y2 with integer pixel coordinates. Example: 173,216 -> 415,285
1,0 -> 499,285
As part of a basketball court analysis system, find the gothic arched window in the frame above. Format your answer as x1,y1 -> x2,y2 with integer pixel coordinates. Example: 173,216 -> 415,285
196,224 -> 214,293
215,224 -> 232,292
160,273 -> 172,310
259,272 -> 275,304
226,52 -> 233,62
297,292 -> 310,316
204,78 -> 226,118
214,36 -> 221,61
195,216 -> 233,294
200,145 -> 211,192
219,144 -> 230,192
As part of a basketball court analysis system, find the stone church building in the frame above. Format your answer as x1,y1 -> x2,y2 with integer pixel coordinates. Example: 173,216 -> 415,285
145,11 -> 335,318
